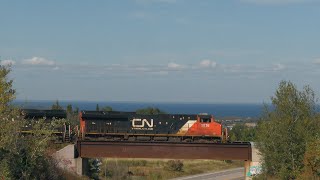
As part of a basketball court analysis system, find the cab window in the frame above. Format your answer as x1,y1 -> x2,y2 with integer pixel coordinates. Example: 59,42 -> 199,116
200,118 -> 211,123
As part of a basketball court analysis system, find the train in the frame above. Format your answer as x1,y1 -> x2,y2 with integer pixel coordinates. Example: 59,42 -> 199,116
21,109 -> 228,143
80,111 -> 228,142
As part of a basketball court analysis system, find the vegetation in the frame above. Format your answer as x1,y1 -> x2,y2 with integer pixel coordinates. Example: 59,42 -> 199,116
88,159 -> 102,180
229,123 -> 256,142
256,81 -> 320,179
0,64 -> 64,179
99,159 -> 242,180
165,160 -> 184,172
101,106 -> 113,112
95,104 -> 113,111
136,107 -> 165,115
299,138 -> 320,179
51,100 -> 63,110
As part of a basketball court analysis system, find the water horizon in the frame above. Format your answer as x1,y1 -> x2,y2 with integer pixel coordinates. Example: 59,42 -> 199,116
13,99 -> 267,118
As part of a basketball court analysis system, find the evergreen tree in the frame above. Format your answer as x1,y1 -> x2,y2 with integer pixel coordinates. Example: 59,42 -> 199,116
96,104 -> 100,111
51,100 -> 63,110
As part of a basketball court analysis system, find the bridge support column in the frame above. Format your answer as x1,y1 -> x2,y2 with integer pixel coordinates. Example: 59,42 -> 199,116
244,143 -> 262,179
53,144 -> 89,176
75,157 -> 89,176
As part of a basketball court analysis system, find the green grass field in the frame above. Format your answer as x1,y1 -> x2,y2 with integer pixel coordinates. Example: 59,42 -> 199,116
98,159 -> 243,180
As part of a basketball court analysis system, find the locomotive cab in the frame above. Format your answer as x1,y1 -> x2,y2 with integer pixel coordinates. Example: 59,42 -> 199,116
198,115 -> 213,123
184,114 -> 223,137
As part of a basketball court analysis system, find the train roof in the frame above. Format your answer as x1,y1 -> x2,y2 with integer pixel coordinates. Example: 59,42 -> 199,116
22,109 -> 67,119
80,111 -> 136,120
80,110 -> 212,120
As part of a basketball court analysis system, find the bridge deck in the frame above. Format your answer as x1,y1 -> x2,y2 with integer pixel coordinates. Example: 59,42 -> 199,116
76,141 -> 252,161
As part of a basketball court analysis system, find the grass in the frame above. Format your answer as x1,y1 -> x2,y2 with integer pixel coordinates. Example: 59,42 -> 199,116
98,159 -> 243,180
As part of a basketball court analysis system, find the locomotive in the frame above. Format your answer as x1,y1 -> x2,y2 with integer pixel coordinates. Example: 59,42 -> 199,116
79,111 -> 228,142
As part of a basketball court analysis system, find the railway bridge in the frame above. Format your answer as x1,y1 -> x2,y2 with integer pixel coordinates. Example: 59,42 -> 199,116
54,141 -> 261,180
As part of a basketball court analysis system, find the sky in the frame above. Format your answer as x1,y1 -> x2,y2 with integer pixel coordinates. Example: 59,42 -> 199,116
1,0 -> 320,103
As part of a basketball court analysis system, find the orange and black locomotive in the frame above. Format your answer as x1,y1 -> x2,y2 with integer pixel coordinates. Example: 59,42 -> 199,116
79,111 -> 228,142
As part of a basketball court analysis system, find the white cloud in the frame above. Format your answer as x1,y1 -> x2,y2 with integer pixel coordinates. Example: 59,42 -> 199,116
22,57 -> 55,66
150,71 -> 169,75
199,59 -> 217,68
53,66 -> 60,71
313,58 -> 320,64
0,59 -> 16,66
168,62 -> 184,69
240,0 -> 315,5
272,63 -> 286,71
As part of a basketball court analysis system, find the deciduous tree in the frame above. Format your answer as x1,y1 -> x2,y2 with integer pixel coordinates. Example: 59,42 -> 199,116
0,64 -> 63,179
256,81 -> 319,179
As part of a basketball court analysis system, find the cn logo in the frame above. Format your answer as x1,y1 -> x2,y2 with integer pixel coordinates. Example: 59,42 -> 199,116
132,118 -> 154,128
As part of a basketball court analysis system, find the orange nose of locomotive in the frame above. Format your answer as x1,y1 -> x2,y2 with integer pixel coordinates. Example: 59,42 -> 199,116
185,114 -> 223,137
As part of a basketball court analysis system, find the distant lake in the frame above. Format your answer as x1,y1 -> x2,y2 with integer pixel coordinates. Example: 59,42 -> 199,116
14,100 -> 266,118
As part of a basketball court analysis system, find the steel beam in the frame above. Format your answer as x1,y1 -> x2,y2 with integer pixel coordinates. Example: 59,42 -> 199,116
76,141 -> 252,161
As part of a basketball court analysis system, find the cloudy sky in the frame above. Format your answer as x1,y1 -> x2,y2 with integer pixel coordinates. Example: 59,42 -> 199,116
1,0 -> 320,103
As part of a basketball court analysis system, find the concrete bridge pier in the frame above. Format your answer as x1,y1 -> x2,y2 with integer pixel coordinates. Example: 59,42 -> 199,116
53,144 -> 89,176
244,143 -> 262,180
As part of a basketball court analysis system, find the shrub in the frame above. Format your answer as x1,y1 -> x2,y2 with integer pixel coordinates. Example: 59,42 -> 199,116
165,160 -> 184,172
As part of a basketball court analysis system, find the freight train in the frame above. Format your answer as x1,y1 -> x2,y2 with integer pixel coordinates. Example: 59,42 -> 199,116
21,109 -> 228,143
79,111 -> 228,142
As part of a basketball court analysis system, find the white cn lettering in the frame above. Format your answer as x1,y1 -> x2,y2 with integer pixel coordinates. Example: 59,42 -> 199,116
132,118 -> 154,128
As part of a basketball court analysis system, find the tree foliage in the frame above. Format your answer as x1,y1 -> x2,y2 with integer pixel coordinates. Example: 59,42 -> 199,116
0,64 -> 15,113
51,100 -> 63,110
256,81 -> 320,179
101,106 -> 113,112
229,123 -> 256,142
299,137 -> 320,179
0,64 -> 63,179
136,107 -> 165,115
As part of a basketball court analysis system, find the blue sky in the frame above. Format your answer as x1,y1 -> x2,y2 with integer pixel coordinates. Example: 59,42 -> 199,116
1,0 -> 320,103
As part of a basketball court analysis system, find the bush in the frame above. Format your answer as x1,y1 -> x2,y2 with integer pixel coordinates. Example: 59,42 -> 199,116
165,160 -> 184,172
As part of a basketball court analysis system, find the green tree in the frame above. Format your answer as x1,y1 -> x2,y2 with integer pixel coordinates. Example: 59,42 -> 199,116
51,100 -> 63,110
101,106 -> 113,112
0,64 -> 63,179
0,64 -> 15,113
66,104 -> 73,114
299,138 -> 320,179
74,106 -> 79,114
96,104 -> 100,111
136,107 -> 165,115
229,123 -> 256,142
66,104 -> 79,126
256,81 -> 319,179
88,158 -> 101,180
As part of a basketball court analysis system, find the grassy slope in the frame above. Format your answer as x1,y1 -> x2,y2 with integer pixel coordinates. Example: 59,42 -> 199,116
99,159 -> 242,180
